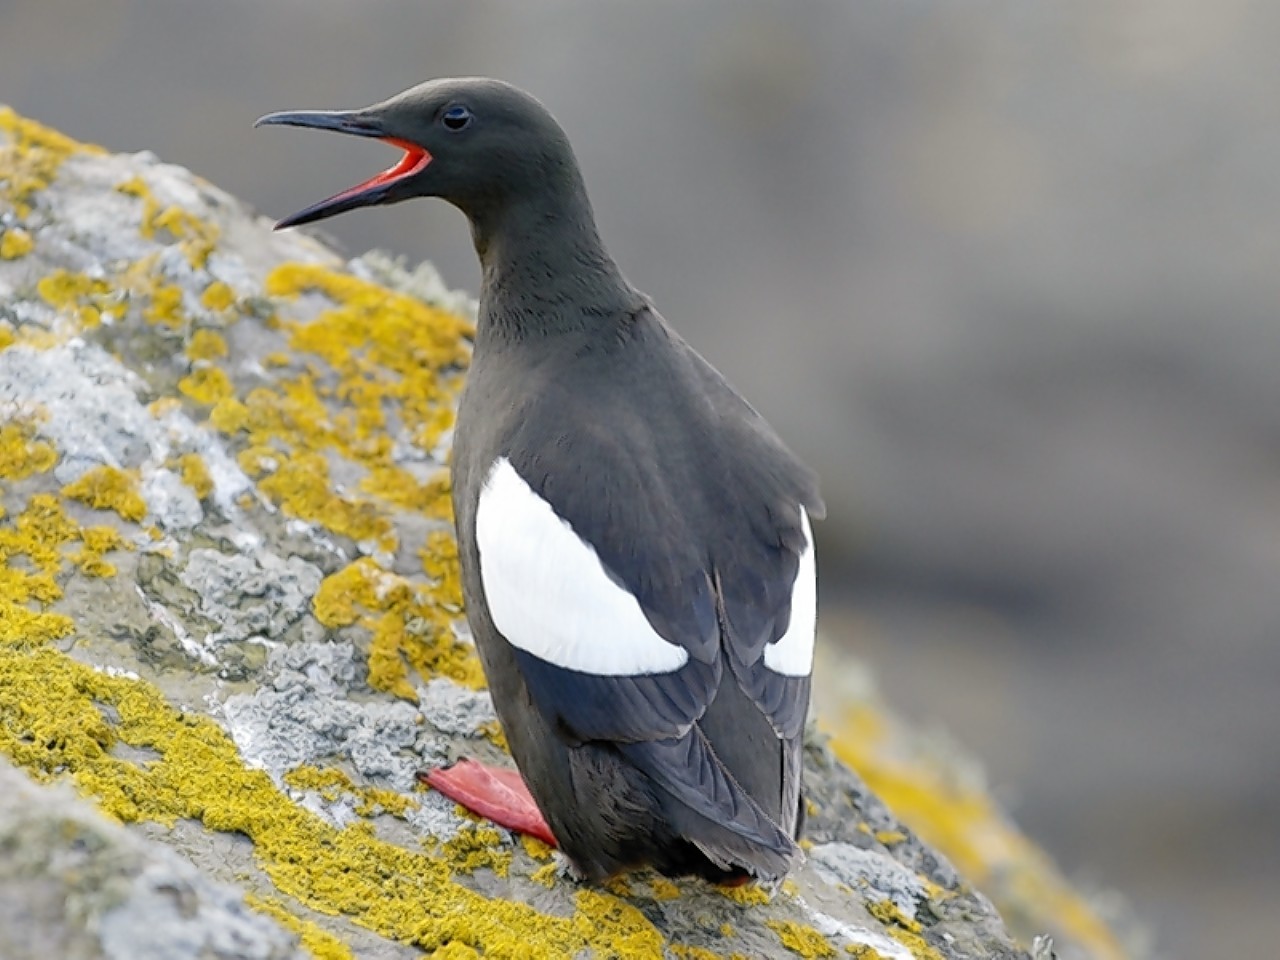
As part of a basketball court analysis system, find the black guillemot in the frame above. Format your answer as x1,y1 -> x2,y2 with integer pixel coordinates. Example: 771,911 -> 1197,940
258,77 -> 823,884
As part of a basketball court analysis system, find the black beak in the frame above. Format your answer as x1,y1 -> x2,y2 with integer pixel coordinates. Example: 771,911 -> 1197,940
255,110 -> 432,229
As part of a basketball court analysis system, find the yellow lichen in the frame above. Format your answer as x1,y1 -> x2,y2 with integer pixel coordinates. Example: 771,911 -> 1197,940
148,397 -> 183,418
186,328 -> 229,362
0,494 -> 108,648
845,946 -> 888,959
766,920 -> 837,959
313,558 -> 484,700
573,889 -> 667,957
207,394 -> 249,434
648,876 -> 681,900
717,883 -> 771,906
0,420 -> 57,480
177,452 -> 214,501
235,444 -> 279,478
874,830 -> 907,847
36,269 -> 116,328
283,765 -> 352,804
361,465 -> 453,519
194,261 -> 479,698
178,367 -> 235,405
283,764 -> 418,819
245,895 -> 356,960
153,205 -> 219,268
529,863 -> 559,889
865,901 -> 943,960
430,944 -> 482,960
143,282 -> 186,328
672,946 -> 739,960
0,107 -> 103,216
259,451 -> 391,546
117,174 -> 220,268
265,263 -> 471,456
0,326 -> 13,351
476,720 -> 508,752
441,825 -> 511,877
0,645 -> 679,958
866,900 -> 921,935
61,466 -> 147,523
519,834 -> 554,862
1,493 -> 78,575
356,785 -> 416,818
420,530 -> 462,604
828,703 -> 1127,960
201,280 -> 236,313
70,524 -> 131,579
0,227 -> 33,259
115,175 -> 149,200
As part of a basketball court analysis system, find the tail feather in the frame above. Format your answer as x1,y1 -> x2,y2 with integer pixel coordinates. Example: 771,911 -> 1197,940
618,729 -> 800,880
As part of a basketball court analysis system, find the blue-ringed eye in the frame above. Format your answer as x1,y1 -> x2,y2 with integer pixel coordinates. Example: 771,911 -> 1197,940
442,105 -> 473,131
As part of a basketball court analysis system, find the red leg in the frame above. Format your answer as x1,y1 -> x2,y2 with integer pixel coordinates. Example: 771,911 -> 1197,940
419,759 -> 558,847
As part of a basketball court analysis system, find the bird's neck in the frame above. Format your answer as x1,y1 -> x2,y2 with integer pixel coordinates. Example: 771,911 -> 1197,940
469,186 -> 641,342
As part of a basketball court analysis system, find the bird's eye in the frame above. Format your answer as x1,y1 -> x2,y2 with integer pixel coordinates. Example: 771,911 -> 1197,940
442,105 -> 473,131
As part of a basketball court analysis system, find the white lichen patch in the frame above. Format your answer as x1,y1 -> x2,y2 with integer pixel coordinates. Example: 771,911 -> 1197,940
179,548 -> 323,648
415,676 -> 497,738
141,468 -> 203,532
0,341 -> 156,479
0,338 -> 252,533
150,404 -> 253,514
802,901 -> 916,960
404,788 -> 475,845
808,841 -> 929,920
221,642 -> 424,788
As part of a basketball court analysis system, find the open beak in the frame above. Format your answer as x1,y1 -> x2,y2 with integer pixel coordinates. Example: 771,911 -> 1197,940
254,110 -> 432,229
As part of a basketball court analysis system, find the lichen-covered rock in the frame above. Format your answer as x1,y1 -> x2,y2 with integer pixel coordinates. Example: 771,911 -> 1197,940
0,761 -> 315,960
0,105 -> 1103,959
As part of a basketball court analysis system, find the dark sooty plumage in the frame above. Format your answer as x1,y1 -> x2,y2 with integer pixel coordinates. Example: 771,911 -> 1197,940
258,78 -> 824,883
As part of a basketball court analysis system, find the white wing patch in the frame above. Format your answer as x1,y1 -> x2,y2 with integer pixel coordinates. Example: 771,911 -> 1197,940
763,510 -> 816,677
475,457 -> 690,676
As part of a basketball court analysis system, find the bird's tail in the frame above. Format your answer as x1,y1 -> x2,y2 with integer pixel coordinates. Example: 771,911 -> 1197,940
618,730 -> 801,882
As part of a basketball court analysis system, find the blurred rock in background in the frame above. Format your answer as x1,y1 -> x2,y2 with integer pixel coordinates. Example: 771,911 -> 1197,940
3,1 -> 1277,956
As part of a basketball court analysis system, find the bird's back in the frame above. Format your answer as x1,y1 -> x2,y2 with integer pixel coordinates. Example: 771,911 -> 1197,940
451,304 -> 820,880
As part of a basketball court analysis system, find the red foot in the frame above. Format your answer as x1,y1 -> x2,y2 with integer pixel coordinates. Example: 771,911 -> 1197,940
419,758 -> 558,847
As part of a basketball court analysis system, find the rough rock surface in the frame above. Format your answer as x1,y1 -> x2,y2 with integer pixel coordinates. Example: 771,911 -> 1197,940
0,760 -> 310,960
0,107 -> 1102,959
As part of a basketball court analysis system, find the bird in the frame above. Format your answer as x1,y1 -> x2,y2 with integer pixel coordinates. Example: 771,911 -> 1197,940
257,78 -> 823,885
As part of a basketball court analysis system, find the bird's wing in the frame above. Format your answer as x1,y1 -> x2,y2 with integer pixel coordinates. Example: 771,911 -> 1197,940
681,337 -> 822,742
475,419 -> 816,808
474,452 -> 722,744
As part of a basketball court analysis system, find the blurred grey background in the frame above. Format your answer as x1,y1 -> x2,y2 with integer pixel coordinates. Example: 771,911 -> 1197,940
3,1 -> 1277,955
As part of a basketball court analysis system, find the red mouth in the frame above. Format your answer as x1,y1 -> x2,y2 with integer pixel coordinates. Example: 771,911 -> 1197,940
327,138 -> 432,205
271,137 -> 433,229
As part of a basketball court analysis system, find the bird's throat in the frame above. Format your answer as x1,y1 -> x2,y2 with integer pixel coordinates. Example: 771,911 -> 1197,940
472,196 -> 638,341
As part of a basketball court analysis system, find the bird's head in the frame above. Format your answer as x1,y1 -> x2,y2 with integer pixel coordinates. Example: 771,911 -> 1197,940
256,77 -> 578,229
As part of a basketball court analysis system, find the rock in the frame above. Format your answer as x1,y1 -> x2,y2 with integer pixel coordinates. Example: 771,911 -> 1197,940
0,761 -> 311,960
0,105 -> 1106,958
